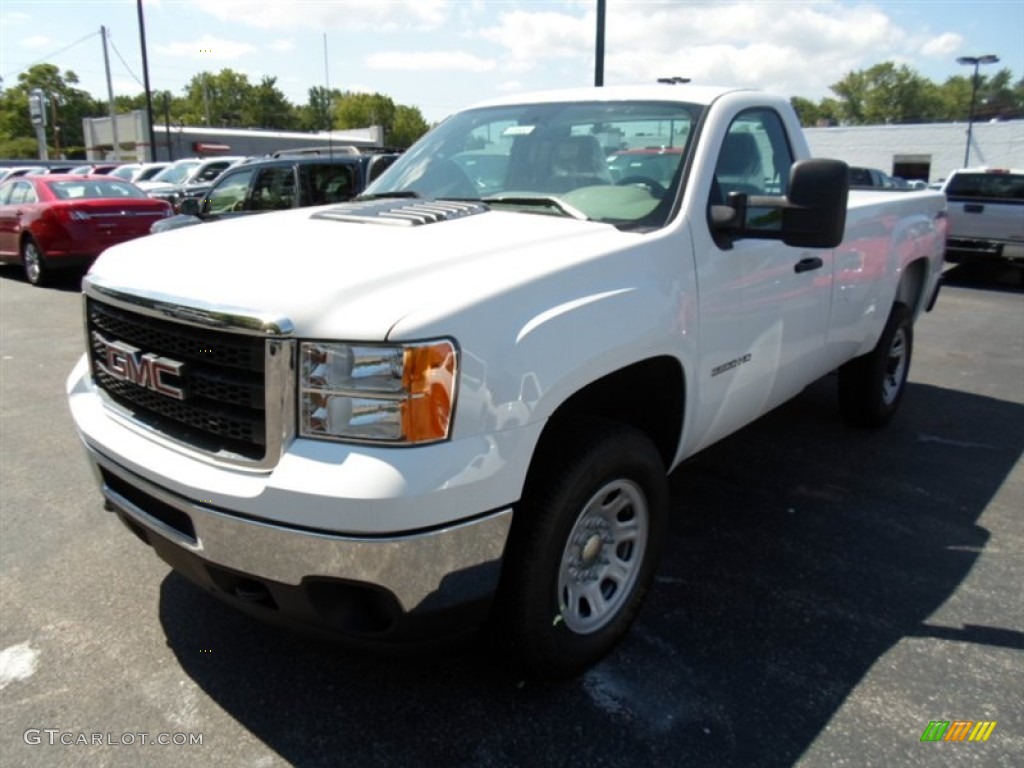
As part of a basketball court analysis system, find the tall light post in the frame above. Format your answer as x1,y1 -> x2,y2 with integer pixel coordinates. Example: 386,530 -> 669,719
956,54 -> 999,167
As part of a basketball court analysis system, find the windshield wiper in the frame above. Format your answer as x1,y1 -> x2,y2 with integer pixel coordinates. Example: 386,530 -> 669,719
355,190 -> 421,200
480,195 -> 589,221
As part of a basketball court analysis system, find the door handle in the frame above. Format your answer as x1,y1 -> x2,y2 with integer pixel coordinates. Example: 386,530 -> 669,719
794,256 -> 823,273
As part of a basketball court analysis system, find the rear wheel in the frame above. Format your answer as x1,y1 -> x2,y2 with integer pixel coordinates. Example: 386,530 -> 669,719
496,421 -> 668,678
21,238 -> 49,287
838,302 -> 913,427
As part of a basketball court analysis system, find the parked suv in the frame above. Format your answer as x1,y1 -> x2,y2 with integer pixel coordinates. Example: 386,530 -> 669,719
144,156 -> 245,210
151,151 -> 400,233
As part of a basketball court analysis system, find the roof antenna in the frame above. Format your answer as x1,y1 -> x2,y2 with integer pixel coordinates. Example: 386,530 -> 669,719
324,33 -> 333,160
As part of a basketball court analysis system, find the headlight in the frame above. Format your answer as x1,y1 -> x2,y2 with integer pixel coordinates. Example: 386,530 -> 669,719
299,340 -> 457,444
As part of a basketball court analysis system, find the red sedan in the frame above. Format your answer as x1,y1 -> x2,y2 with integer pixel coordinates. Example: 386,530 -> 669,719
0,174 -> 172,286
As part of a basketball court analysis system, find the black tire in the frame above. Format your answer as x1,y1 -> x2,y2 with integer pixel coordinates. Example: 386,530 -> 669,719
495,420 -> 668,678
21,237 -> 49,287
838,302 -> 913,427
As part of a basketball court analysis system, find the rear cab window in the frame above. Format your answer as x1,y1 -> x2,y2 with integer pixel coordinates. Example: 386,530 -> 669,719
945,172 -> 1024,202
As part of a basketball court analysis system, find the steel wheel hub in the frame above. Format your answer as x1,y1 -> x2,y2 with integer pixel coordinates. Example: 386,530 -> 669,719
882,327 -> 908,405
557,478 -> 649,634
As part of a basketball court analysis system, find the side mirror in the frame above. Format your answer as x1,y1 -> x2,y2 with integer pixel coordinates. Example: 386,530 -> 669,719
775,159 -> 849,248
711,158 -> 849,248
178,197 -> 201,216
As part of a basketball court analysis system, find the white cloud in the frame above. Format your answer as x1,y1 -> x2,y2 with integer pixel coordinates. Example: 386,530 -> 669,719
480,10 -> 592,63
365,50 -> 495,72
191,0 -> 449,30
474,1 -> 965,99
155,35 -> 257,60
496,80 -> 524,93
920,33 -> 962,58
268,38 -> 294,53
20,35 -> 53,50
1,10 -> 31,24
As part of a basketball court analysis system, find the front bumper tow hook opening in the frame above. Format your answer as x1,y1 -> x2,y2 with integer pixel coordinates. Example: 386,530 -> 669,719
235,580 -> 270,604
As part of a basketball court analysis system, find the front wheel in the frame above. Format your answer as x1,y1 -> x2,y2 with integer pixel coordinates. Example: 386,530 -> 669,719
495,421 -> 668,678
838,302 -> 913,427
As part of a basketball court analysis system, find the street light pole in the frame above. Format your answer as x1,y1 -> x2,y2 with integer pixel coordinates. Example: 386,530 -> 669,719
956,54 -> 999,167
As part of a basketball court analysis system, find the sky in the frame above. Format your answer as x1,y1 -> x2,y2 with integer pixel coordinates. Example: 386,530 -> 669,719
1,0 -> 1021,124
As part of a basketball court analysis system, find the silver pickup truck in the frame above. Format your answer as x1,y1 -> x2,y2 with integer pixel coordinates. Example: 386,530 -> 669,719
942,167 -> 1024,267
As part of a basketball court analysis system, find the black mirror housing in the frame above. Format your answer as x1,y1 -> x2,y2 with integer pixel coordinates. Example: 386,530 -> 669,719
780,159 -> 849,248
178,197 -> 201,217
712,158 -> 849,249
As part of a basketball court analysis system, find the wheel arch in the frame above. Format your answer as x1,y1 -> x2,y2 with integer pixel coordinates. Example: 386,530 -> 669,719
527,355 -> 685,477
896,257 -> 931,319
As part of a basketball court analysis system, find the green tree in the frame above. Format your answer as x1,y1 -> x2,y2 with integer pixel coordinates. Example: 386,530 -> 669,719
181,69 -> 253,127
390,104 -> 430,147
244,76 -> 296,129
830,62 -> 941,124
334,91 -> 396,135
299,86 -> 341,131
790,96 -> 821,126
0,63 -> 102,157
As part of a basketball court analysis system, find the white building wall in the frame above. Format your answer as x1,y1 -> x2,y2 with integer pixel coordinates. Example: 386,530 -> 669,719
83,110 -> 384,161
804,120 -> 1024,183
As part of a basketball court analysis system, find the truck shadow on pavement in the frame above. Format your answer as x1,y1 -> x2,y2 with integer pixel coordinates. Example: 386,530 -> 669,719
158,377 -> 1024,768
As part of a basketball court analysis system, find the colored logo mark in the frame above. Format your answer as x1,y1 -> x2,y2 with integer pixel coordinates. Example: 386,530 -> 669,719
920,720 -> 997,742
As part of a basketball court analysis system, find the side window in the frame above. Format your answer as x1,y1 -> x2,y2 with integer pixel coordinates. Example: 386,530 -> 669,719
367,155 -> 397,184
10,181 -> 36,205
304,164 -> 355,205
0,182 -> 13,205
250,166 -> 296,211
712,109 -> 793,232
205,169 -> 255,214
196,162 -> 228,182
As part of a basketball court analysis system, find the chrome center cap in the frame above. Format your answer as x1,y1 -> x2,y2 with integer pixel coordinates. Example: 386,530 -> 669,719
580,533 -> 603,567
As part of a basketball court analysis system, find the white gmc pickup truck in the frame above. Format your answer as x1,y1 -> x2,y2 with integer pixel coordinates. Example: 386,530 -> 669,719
67,85 -> 947,677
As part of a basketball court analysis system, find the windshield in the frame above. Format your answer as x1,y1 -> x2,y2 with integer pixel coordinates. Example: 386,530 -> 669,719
151,161 -> 200,185
109,165 -> 140,180
365,100 -> 701,229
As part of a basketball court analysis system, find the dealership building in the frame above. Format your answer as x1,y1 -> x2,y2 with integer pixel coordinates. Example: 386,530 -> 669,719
804,119 -> 1023,184
81,110 -> 385,162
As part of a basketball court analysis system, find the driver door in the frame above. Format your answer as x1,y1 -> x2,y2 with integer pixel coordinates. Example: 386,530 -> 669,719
689,108 -> 835,451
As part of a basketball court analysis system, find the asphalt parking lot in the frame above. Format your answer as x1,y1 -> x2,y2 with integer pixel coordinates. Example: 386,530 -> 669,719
1,262 -> 1021,767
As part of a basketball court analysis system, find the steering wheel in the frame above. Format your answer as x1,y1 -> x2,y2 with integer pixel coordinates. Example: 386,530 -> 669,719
616,176 -> 667,198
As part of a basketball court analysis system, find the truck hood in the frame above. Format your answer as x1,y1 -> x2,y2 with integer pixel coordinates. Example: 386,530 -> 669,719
88,201 -> 629,340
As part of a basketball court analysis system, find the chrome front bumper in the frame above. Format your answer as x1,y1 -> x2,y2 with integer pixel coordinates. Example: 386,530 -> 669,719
89,447 -> 512,633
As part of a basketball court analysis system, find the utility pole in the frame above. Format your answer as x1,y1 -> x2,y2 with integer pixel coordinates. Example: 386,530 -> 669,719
50,94 -> 61,158
101,26 -> 121,161
595,0 -> 606,86
163,92 -> 173,161
137,0 -> 158,161
203,73 -> 211,125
